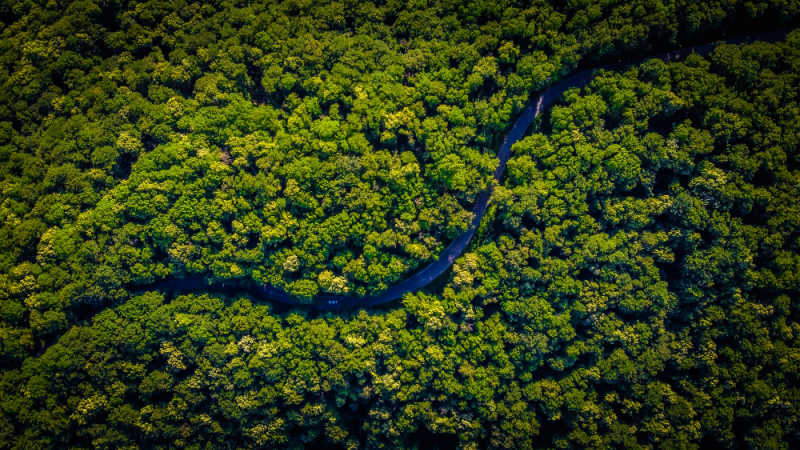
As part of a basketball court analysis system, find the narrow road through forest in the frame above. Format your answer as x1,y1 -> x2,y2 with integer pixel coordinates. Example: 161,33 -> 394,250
145,29 -> 791,312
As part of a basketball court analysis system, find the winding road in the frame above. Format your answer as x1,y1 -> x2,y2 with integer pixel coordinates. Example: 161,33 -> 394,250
146,29 -> 791,312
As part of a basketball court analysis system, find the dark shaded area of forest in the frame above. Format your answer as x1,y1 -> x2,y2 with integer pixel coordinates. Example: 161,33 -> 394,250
1,0 -> 800,448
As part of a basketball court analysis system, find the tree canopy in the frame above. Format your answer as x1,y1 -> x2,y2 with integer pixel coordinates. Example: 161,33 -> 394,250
1,0 -> 800,448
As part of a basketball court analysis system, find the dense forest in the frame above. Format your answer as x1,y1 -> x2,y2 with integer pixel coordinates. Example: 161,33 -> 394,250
1,0 -> 800,448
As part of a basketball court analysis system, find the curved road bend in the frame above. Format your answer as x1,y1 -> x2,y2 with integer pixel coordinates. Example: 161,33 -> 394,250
146,29 -> 792,312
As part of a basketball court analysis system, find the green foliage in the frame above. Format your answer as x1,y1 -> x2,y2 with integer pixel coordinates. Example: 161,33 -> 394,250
1,0 -> 800,448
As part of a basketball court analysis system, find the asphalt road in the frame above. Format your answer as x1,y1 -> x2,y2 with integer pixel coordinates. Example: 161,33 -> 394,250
145,29 -> 791,312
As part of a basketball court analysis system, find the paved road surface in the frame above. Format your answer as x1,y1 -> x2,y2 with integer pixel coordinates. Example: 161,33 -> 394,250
144,29 -> 791,312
